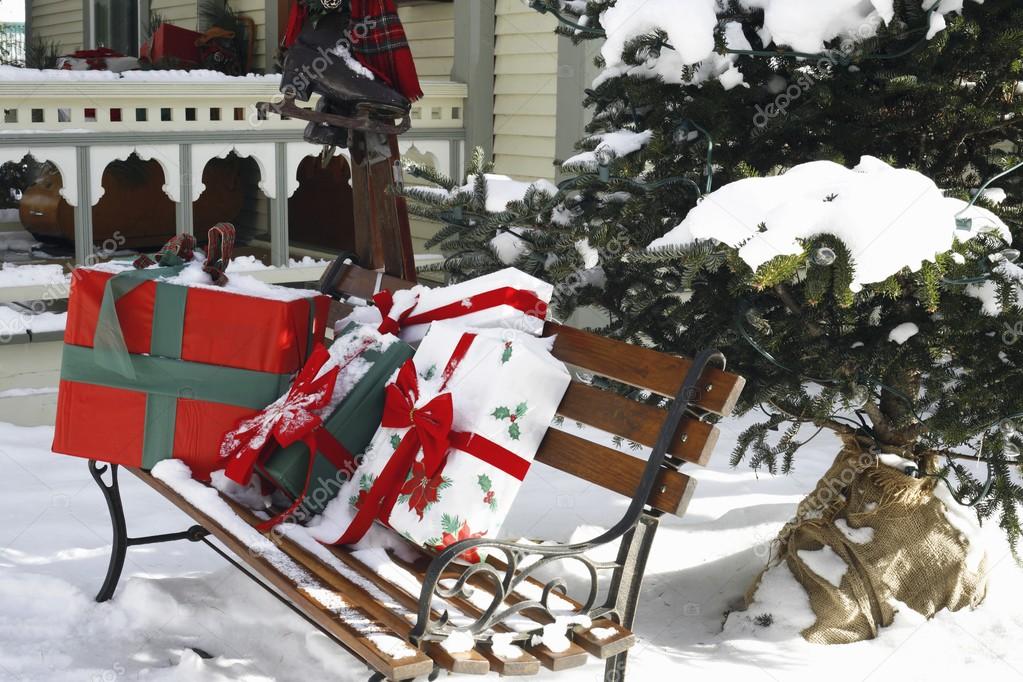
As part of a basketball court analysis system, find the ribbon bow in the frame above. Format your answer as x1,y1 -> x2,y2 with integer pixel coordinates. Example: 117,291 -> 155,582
222,344 -> 340,486
133,223 -> 235,285
373,290 -> 419,337
381,359 -> 454,480
333,333 -> 478,545
94,224 -> 238,381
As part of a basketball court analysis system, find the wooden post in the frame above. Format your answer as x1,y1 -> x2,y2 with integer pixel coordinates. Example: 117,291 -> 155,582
347,131 -> 417,282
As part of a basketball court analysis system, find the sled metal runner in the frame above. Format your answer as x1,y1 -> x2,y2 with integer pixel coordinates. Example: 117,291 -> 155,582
256,96 -> 412,137
86,263 -> 746,681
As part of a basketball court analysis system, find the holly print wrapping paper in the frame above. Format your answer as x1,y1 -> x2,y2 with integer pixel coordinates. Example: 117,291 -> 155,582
308,320 -> 572,561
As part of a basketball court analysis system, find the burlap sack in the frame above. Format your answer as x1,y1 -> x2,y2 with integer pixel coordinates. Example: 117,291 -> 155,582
747,435 -> 988,644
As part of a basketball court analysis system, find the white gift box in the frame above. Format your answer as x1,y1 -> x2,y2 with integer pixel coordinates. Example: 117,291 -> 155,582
309,320 -> 571,561
343,268 -> 554,343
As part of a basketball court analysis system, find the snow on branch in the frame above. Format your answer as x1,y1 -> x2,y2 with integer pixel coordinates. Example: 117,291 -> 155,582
595,0 -> 981,89
648,156 -> 1010,292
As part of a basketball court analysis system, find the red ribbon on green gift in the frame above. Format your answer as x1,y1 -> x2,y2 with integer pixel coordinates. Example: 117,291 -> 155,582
221,343 -> 361,531
331,332 -> 530,546
372,286 -> 549,337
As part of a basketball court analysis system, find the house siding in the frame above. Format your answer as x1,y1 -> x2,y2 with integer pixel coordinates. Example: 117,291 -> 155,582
229,0 -> 267,68
398,1 -> 454,80
149,0 -> 197,32
30,0 -> 84,54
492,0 -> 557,181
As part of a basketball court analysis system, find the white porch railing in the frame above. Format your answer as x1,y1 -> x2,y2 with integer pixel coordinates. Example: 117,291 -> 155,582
0,72 -> 467,267
0,74 -> 467,133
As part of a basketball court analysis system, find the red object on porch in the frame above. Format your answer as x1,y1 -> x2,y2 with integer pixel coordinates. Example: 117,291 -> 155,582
141,23 -> 204,68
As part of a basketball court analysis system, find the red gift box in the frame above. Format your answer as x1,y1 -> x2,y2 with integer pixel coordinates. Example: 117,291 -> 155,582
141,24 -> 203,68
52,267 -> 329,481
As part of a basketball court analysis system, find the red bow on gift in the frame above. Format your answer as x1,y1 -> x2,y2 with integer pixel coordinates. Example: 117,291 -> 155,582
222,344 -> 341,486
332,333 -> 477,544
221,343 -> 361,531
372,286 -> 548,338
381,359 -> 454,479
330,332 -> 533,549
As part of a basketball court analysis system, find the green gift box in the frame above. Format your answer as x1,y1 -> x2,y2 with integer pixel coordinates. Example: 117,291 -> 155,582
257,323 -> 414,516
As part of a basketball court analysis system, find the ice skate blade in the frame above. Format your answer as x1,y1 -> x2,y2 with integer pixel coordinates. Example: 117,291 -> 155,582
256,97 -> 411,136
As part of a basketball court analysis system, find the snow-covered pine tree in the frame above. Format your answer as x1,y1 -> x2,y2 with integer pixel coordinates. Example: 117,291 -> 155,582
403,147 -> 604,318
404,0 -> 1023,555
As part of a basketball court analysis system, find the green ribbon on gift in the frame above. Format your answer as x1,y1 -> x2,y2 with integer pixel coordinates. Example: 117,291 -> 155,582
92,260 -> 189,380
65,260 -> 311,470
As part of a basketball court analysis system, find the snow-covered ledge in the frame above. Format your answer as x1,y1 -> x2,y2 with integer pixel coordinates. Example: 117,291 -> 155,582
0,258 -> 329,304
0,69 -> 467,134
0,253 -> 444,304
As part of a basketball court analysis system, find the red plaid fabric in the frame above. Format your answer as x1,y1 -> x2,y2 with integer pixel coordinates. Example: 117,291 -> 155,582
349,0 -> 423,101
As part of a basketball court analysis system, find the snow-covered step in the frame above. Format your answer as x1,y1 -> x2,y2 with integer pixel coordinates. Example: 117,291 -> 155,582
0,332 -> 61,426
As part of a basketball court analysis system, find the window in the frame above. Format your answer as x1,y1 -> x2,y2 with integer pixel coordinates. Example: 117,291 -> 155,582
92,0 -> 140,55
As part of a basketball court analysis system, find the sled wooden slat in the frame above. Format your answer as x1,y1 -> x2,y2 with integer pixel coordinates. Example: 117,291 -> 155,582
475,558 -> 636,661
254,518 -> 488,676
313,545 -> 493,675
127,468 -> 435,681
573,619 -> 636,659
536,428 -> 696,516
320,268 -> 743,417
427,647 -> 491,676
411,549 -> 632,669
529,642 -> 591,671
479,644 -> 543,676
348,133 -> 417,281
545,321 -> 745,416
320,261 -> 412,304
388,554 -> 546,676
557,381 -> 720,465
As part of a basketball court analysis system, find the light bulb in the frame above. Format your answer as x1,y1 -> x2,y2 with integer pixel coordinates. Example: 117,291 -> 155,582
813,247 -> 837,266
849,384 -> 869,409
673,123 -> 695,144
594,147 -> 615,167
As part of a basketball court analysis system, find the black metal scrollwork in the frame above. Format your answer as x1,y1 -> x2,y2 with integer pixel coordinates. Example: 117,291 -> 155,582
409,350 -> 727,646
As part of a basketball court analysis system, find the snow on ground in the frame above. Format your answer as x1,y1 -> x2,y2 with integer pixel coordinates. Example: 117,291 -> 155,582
0,263 -> 65,288
0,256 -> 327,290
0,415 -> 1021,680
0,1 -> 23,23
0,305 -> 66,337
